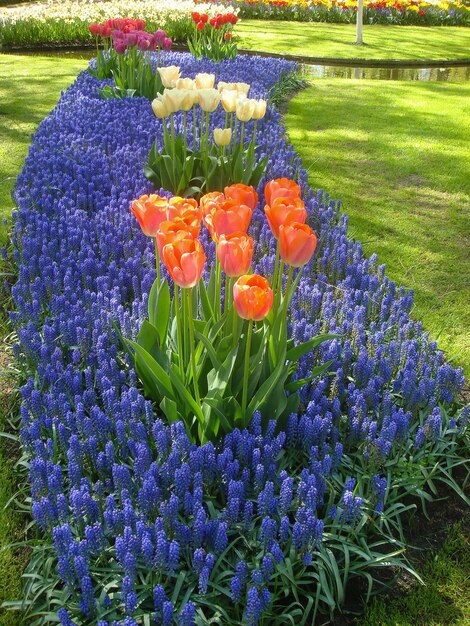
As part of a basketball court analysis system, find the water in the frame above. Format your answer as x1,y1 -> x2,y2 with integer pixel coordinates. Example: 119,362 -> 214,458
305,63 -> 470,82
3,47 -> 470,81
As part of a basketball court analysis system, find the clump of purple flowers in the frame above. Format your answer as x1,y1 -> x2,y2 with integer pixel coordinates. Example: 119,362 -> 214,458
10,52 -> 467,625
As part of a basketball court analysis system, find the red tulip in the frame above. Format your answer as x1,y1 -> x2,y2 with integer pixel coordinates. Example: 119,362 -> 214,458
204,199 -> 252,242
200,191 -> 225,217
224,183 -> 258,210
264,178 -> 301,206
233,274 -> 273,321
264,197 -> 306,239
279,222 -> 318,267
162,238 -> 206,289
157,218 -> 200,255
217,232 -> 254,277
130,194 -> 168,237
166,196 -> 201,221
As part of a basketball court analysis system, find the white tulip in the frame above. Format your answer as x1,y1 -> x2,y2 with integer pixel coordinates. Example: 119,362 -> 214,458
195,73 -> 215,89
236,98 -> 255,122
197,88 -> 220,113
252,99 -> 267,120
157,65 -> 181,89
213,127 -> 232,147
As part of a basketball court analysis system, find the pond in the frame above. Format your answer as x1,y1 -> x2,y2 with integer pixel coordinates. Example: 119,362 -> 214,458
4,47 -> 470,82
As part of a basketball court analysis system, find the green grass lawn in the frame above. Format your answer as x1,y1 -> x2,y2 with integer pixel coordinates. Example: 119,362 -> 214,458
0,54 -> 89,248
0,52 -> 89,626
286,79 -> 470,374
238,21 -> 470,61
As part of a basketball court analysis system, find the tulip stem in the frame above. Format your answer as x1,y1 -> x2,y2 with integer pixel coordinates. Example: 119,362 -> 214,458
281,266 -> 294,340
272,239 -> 280,293
187,288 -> 200,405
154,238 -> 161,284
241,321 -> 253,424
224,276 -> 230,314
193,105 -> 197,150
175,286 -> 184,378
183,110 -> 187,157
240,121 -> 245,149
215,257 -> 222,320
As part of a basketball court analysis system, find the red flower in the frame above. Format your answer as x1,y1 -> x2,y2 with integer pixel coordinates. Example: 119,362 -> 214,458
191,11 -> 201,23
89,23 -> 100,36
201,14 -> 209,23
419,9 -> 425,14
197,20 -> 205,30
224,32 -> 232,41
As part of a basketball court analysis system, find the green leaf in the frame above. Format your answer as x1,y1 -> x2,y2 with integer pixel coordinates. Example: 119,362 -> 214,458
153,279 -> 171,345
286,334 -> 340,362
160,396 -> 179,424
167,367 -> 205,426
127,339 -> 174,401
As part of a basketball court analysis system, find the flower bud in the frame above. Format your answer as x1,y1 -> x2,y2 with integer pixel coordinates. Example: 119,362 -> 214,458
213,128 -> 232,147
236,98 -> 255,122
157,65 -> 181,89
151,96 -> 169,119
175,77 -> 196,90
233,275 -> 273,321
252,99 -> 267,120
221,90 -> 238,113
279,222 -> 318,267
195,73 -> 215,89
198,88 -> 220,113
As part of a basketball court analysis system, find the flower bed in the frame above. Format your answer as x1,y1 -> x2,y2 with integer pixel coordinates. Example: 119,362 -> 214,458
0,0 -> 237,47
200,0 -> 470,26
11,52 -> 468,625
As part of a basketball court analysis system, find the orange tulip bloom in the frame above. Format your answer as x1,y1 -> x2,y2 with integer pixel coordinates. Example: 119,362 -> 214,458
233,274 -> 273,321
204,199 -> 252,242
157,219 -> 199,255
130,194 -> 168,237
264,178 -> 301,206
217,232 -> 254,278
224,183 -> 258,211
166,196 -> 201,221
199,191 -> 225,217
279,222 -> 318,267
264,197 -> 307,239
162,238 -> 206,289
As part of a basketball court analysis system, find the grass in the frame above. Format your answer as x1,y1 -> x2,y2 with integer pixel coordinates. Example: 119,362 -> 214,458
360,521 -> 470,625
285,79 -> 470,375
0,52 -> 89,626
237,21 -> 470,61
0,51 -> 469,624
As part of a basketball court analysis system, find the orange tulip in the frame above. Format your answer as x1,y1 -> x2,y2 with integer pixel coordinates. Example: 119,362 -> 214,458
130,194 -> 168,237
204,199 -> 252,242
264,178 -> 301,206
166,196 -> 201,221
264,197 -> 307,239
162,238 -> 206,289
233,274 -> 273,321
199,191 -> 225,217
279,222 -> 318,267
224,183 -> 258,211
217,232 -> 254,278
157,218 -> 199,255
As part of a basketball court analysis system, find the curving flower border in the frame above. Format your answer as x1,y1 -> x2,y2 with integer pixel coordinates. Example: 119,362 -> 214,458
11,52 -> 467,625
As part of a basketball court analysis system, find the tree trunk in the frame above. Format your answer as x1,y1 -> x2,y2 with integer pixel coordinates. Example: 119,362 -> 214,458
356,0 -> 364,45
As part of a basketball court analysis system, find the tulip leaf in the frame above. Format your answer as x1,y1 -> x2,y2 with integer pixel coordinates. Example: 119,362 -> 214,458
285,360 -> 335,393
127,339 -> 174,402
286,334 -> 340,363
160,396 -> 179,424
148,279 -> 171,345
199,279 -> 215,323
167,367 -> 205,426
